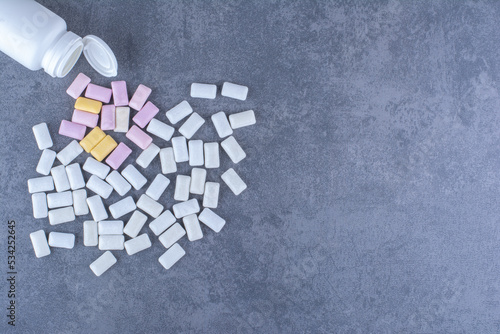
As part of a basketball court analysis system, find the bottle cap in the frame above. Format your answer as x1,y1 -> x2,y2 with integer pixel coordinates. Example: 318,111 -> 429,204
82,35 -> 118,77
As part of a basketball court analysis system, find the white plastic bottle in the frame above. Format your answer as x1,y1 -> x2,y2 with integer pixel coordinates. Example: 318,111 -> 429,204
0,0 -> 117,78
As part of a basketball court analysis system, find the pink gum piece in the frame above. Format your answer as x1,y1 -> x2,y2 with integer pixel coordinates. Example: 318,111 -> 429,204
129,84 -> 151,111
59,120 -> 86,140
72,109 -> 99,128
125,125 -> 152,150
105,142 -> 132,170
66,73 -> 91,99
101,105 -> 116,131
111,81 -> 129,107
85,83 -> 112,103
132,101 -> 159,128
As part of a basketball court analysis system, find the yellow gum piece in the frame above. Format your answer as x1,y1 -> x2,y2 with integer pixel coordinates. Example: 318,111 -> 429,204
91,135 -> 117,162
75,97 -> 102,114
80,127 -> 106,153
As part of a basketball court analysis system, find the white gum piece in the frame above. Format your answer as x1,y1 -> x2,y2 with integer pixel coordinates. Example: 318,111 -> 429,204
203,182 -> 220,208
30,230 -> 51,258
160,147 -> 177,174
198,208 -> 226,233
36,149 -> 57,175
56,140 -> 83,165
158,223 -> 186,249
158,243 -> 185,270
145,174 -> 170,201
149,210 -> 176,236
73,189 -> 89,216
123,210 -> 148,238
89,251 -> 117,276
220,136 -> 246,164
174,175 -> 190,201
188,140 -> 204,166
83,157 -> 110,179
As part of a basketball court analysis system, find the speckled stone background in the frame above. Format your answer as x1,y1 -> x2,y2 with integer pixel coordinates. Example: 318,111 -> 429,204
1,0 -> 500,333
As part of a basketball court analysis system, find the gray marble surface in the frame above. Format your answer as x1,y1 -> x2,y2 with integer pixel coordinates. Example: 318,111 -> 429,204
1,0 -> 500,333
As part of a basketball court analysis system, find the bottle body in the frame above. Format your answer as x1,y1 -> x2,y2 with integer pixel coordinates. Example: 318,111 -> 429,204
0,0 -> 68,71
0,0 -> 118,78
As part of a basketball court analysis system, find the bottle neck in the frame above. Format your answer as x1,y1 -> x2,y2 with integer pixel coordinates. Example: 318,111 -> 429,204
42,31 -> 83,78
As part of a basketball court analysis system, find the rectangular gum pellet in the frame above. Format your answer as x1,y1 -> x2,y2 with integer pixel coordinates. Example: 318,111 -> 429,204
32,122 -> 53,150
229,110 -> 256,129
75,97 -> 102,114
190,83 -> 217,99
36,149 -> 57,175
114,107 -> 130,132
48,206 -> 75,225
129,84 -> 152,111
123,211 -> 148,238
145,174 -> 170,201
28,176 -> 54,193
51,165 -> 70,192
158,243 -> 185,270
65,163 -> 85,190
211,112 -> 233,138
126,125 -> 152,150
149,210 -> 176,236
198,208 -> 226,233
221,136 -> 246,164
86,174 -> 113,199
59,120 -> 86,140
172,198 -> 200,218
221,82 -> 248,101
174,175 -> 190,201
85,83 -> 112,103
91,135 -> 117,162
83,157 -> 110,179
124,233 -> 152,255
98,220 -> 124,235
83,221 -> 98,246
111,81 -> 129,107
48,232 -> 75,249
106,171 -> 132,196
95,235 -> 122,251
47,191 -> 73,209
66,73 -> 91,99
80,127 -> 106,153
165,100 -> 193,124
171,136 -> 188,162
190,168 -> 206,195
188,140 -> 204,166
108,196 -> 136,218
137,194 -> 164,218
133,101 -> 159,128
105,142 -> 132,170
203,182 -> 220,208
100,105 -> 116,131
183,214 -> 203,241
121,164 -> 147,190
159,147 -> 177,174
158,223 -> 186,249
178,113 -> 205,139
204,142 -> 220,169
90,251 -> 117,276
73,189 -> 89,216
221,168 -> 247,195
136,143 -> 160,168
30,230 -> 51,258
72,109 -> 99,128
57,140 -> 84,165
32,193 -> 48,219
147,119 -> 174,142
87,195 -> 108,222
